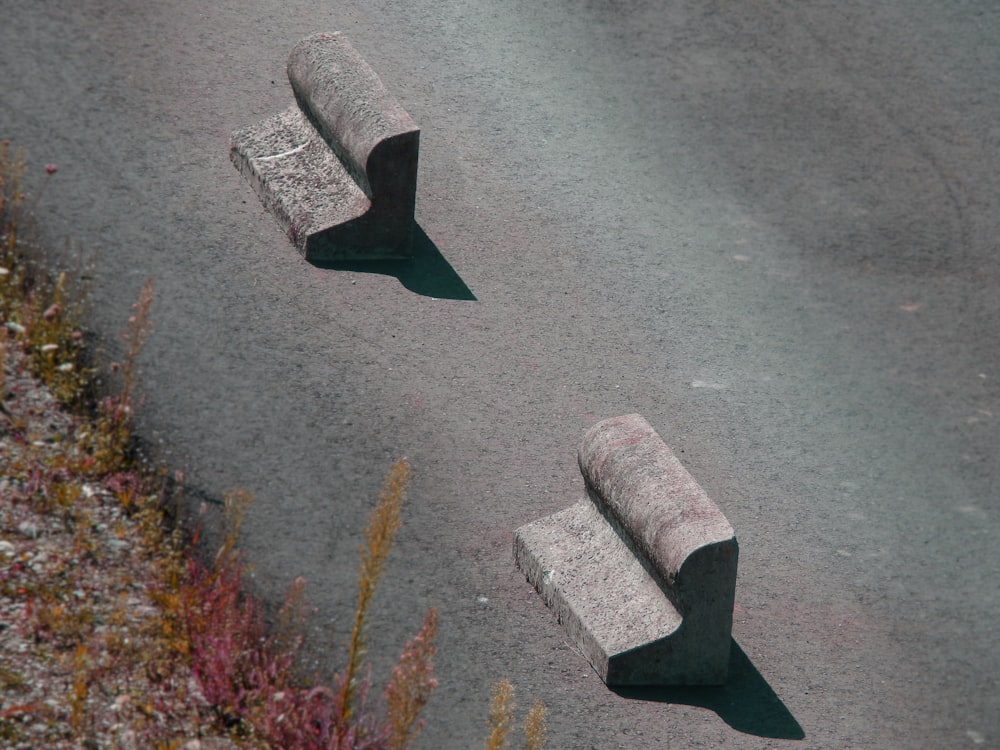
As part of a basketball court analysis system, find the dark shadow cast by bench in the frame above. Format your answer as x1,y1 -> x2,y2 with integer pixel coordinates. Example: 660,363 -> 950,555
310,225 -> 476,301
611,640 -> 804,740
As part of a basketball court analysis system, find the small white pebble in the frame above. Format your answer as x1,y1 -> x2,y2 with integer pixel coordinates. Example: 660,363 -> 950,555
17,521 -> 38,539
58,362 -> 74,372
966,729 -> 986,745
691,380 -> 726,389
40,343 -> 59,353
0,540 -> 15,558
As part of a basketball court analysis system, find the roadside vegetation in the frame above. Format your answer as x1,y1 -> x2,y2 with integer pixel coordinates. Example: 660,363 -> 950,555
0,140 -> 545,748
483,679 -> 547,750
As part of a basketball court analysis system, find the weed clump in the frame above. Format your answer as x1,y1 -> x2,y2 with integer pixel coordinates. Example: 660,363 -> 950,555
4,141 -> 554,748
1,143 -> 92,404
3,142 -> 446,748
81,276 -> 154,475
178,462 -> 440,749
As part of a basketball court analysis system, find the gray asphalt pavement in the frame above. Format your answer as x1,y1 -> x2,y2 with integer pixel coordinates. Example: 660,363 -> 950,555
2,1 -> 998,747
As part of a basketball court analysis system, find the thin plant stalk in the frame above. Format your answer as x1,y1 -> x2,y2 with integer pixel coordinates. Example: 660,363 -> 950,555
522,700 -> 547,750
485,679 -> 515,750
385,607 -> 439,750
339,457 -> 411,725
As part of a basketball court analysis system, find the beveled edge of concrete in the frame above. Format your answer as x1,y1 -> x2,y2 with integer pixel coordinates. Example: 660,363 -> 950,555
514,414 -> 738,685
230,32 -> 419,261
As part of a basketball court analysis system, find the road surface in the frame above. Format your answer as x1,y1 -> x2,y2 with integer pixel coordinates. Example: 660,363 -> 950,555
3,1 -> 998,747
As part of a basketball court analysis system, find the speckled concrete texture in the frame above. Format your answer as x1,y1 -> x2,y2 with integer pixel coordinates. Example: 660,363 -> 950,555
231,33 -> 418,260
3,1 -> 999,746
515,415 -> 737,685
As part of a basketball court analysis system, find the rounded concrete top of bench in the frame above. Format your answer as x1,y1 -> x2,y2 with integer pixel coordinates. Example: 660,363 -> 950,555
578,414 -> 736,591
287,32 -> 419,197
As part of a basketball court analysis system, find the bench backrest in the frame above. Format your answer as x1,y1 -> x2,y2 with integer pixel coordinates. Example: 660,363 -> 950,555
578,414 -> 738,642
287,33 -> 419,215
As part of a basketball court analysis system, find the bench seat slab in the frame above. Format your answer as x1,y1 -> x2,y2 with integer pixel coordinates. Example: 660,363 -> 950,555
516,500 -> 711,686
231,107 -> 377,259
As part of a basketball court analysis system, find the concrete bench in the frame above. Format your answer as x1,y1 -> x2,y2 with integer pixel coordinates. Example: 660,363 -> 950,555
514,414 -> 739,685
230,32 -> 419,261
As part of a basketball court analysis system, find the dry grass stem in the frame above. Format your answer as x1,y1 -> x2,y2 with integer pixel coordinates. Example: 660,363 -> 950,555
385,607 -> 439,750
522,700 -> 548,750
2,141 -> 449,749
485,678 -> 515,750
215,488 -> 253,569
484,679 -> 548,750
340,457 -> 411,722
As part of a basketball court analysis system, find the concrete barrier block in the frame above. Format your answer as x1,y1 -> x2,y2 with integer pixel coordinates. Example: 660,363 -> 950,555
231,32 -> 419,261
514,414 -> 738,685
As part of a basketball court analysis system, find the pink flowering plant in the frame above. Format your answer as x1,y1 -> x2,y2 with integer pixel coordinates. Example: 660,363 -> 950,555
2,141 -> 444,748
178,462 -> 440,748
